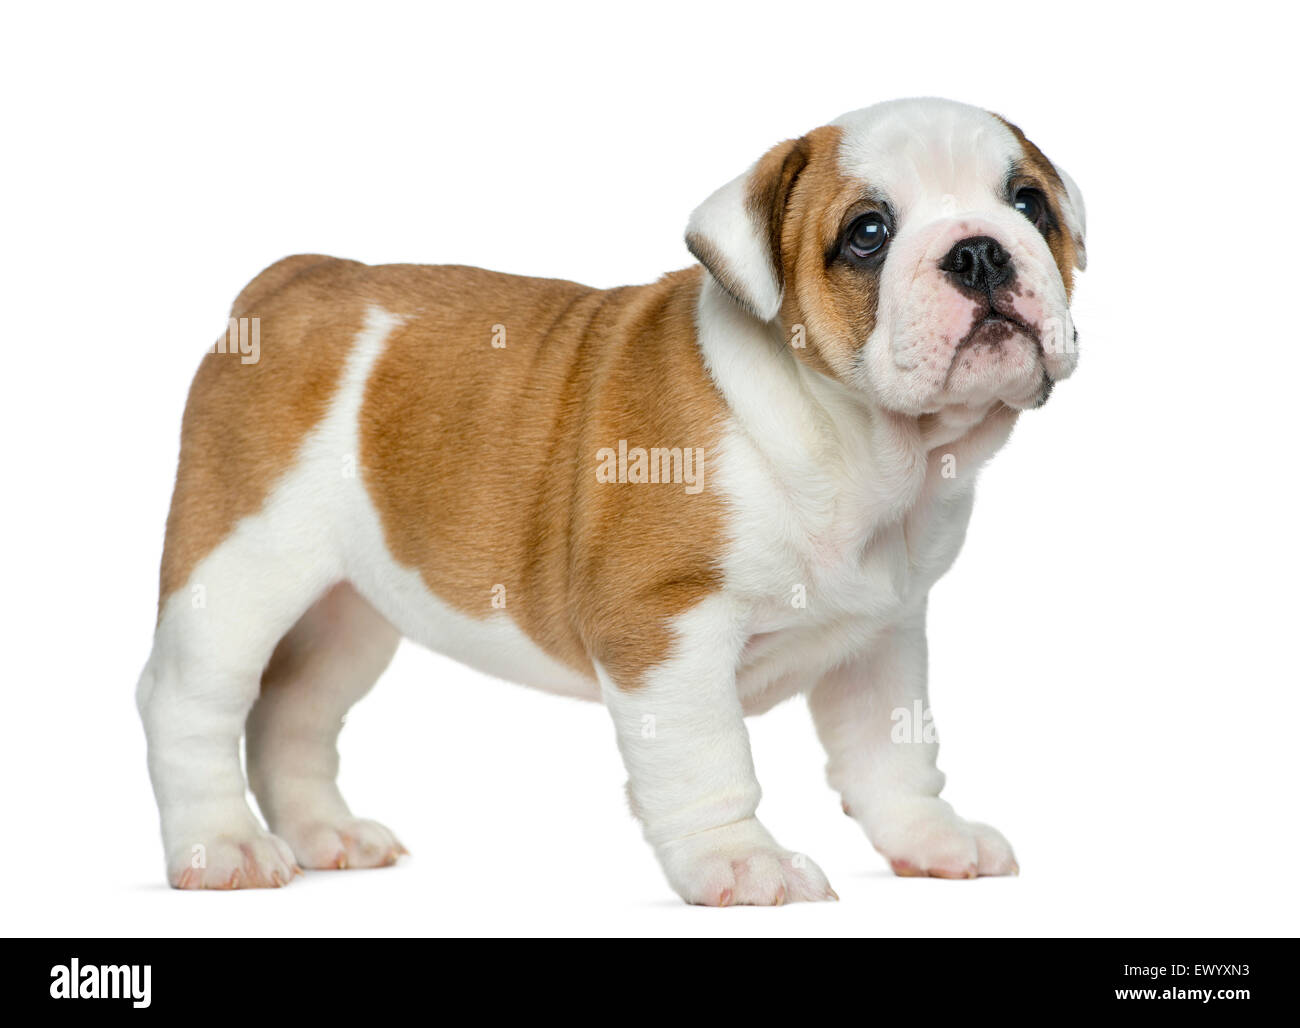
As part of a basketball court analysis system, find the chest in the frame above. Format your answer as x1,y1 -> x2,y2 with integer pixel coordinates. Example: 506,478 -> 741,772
722,439 -> 977,707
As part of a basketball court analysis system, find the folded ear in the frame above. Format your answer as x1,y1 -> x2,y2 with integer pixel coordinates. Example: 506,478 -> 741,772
685,136 -> 811,321
1054,165 -> 1087,271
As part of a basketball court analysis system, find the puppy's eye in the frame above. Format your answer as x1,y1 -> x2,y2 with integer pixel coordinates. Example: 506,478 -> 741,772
846,213 -> 890,259
1013,188 -> 1047,230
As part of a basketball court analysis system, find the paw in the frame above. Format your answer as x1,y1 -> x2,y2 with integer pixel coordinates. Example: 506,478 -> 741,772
656,818 -> 837,906
276,817 -> 407,870
169,830 -> 300,889
869,798 -> 1017,879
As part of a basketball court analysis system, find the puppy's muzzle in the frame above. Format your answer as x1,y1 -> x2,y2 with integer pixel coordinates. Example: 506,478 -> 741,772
942,234 -> 1032,344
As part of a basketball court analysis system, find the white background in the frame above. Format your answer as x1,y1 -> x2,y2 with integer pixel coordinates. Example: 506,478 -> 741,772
3,1 -> 1297,937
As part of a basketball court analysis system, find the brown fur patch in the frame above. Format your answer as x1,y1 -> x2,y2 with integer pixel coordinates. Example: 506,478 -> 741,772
357,264 -> 729,685
746,135 -> 813,297
776,125 -> 886,381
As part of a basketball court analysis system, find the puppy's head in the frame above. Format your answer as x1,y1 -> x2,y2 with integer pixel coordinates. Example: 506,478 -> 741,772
686,98 -> 1085,414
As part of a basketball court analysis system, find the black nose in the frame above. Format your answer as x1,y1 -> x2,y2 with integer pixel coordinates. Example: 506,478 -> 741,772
940,236 -> 1013,294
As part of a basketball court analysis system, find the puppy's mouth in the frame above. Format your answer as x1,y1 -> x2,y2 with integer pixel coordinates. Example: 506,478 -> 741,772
938,298 -> 1055,409
960,305 -> 1035,348
942,301 -> 1038,385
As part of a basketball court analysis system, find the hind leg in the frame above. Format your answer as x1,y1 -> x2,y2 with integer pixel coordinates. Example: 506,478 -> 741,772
246,583 -> 404,870
137,539 -> 337,889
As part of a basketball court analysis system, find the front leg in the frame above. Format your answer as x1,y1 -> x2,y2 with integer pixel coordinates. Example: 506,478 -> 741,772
809,610 -> 1018,879
599,596 -> 836,906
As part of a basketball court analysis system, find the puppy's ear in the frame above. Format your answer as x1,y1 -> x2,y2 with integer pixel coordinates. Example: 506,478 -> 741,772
685,136 -> 811,321
1054,165 -> 1087,271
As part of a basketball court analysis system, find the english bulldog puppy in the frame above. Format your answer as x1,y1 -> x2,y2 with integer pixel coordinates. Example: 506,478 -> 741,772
137,97 -> 1084,903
